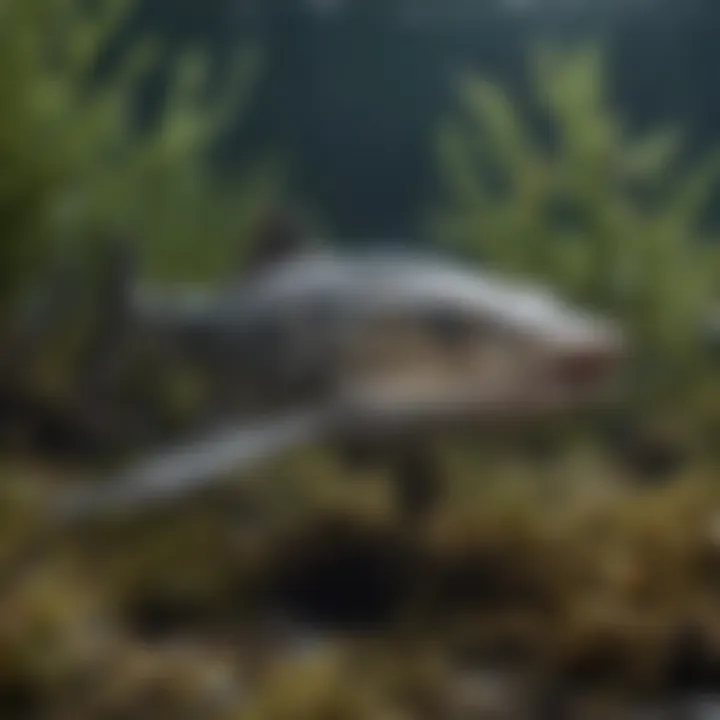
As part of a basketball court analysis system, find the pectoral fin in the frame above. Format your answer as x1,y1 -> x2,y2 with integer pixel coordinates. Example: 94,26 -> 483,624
51,408 -> 330,523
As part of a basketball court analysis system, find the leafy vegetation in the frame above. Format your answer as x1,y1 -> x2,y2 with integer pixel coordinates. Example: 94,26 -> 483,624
0,0 -> 281,313
433,44 -> 720,410
2,449 -> 720,717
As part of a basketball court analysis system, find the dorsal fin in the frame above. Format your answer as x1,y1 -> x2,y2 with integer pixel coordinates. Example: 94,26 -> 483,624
77,231 -> 139,400
93,231 -> 137,325
243,211 -> 309,275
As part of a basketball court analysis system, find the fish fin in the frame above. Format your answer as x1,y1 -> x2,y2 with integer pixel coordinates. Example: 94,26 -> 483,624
51,408 -> 330,523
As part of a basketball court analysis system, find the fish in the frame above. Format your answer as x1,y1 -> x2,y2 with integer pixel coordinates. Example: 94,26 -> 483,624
47,244 -> 626,523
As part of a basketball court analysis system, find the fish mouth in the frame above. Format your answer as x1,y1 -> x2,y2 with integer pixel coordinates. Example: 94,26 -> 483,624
544,323 -> 627,402
550,350 -> 621,399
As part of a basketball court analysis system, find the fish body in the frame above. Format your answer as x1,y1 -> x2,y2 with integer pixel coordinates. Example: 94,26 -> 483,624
48,245 -> 627,522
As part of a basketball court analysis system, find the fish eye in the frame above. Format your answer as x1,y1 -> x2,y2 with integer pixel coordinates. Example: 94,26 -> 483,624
302,295 -> 342,324
423,309 -> 477,344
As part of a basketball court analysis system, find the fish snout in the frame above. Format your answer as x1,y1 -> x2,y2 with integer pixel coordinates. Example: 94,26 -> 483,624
548,324 -> 626,395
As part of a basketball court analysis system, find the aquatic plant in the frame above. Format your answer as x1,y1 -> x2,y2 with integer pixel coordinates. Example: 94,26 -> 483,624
433,44 -> 720,408
0,0 -> 282,310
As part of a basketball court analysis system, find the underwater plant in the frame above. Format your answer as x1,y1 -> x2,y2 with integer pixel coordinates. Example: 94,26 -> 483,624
433,44 -> 720,412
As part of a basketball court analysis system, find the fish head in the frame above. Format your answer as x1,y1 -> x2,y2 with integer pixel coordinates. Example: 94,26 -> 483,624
336,259 -> 627,433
